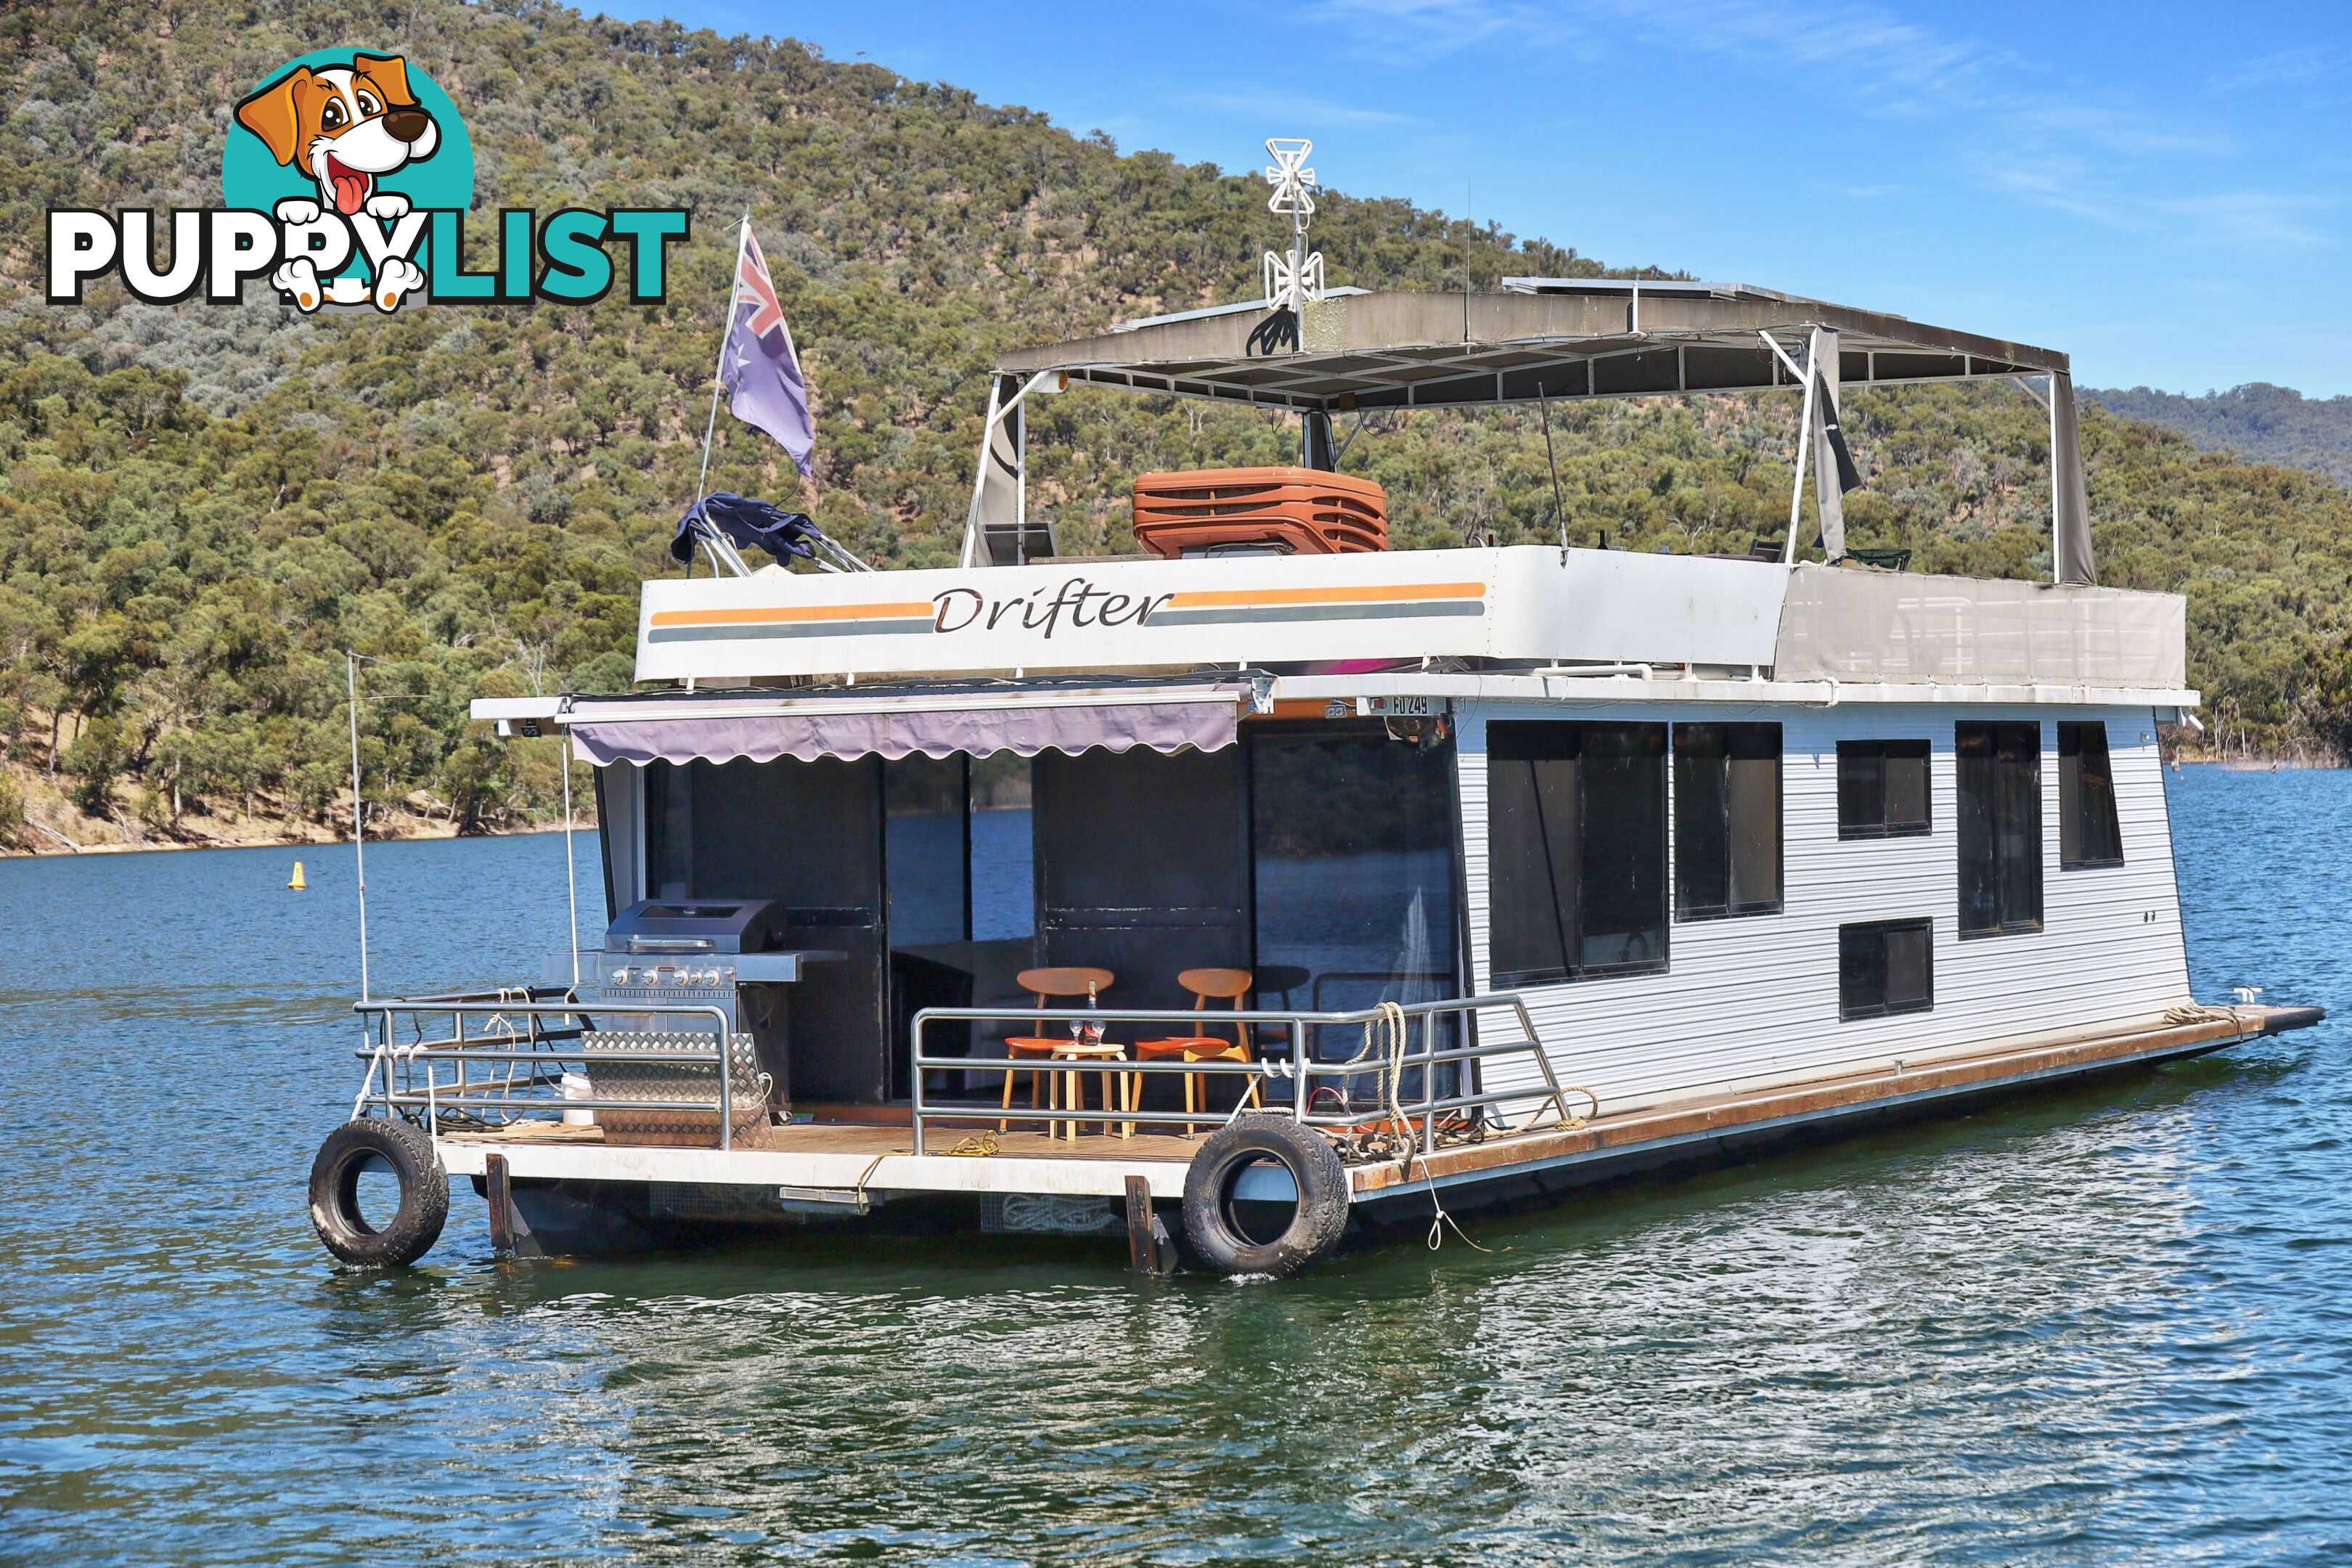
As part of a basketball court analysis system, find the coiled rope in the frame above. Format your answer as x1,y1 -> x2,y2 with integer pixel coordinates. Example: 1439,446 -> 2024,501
2163,1002 -> 2250,1031
1363,1001 -> 1491,1254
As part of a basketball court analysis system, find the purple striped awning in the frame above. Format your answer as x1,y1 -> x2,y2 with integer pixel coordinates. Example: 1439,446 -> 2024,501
569,700 -> 1238,767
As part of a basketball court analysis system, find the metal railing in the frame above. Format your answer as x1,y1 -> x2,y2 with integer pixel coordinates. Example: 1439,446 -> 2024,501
908,993 -> 1575,1158
351,992 -> 741,1150
346,987 -> 1573,1166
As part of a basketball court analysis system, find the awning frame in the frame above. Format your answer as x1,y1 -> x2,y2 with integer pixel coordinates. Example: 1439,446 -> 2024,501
513,679 -> 1268,769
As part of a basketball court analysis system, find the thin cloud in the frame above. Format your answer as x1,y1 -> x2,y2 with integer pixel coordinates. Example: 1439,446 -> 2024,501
1576,0 -> 1991,89
1313,0 -> 2300,258
2209,45 -> 2345,93
2157,192 -> 2337,252
1180,89 -> 1425,128
1316,0 -> 1996,89
1307,0 -> 1565,54
1976,155 -> 2141,229
2012,101 -> 2236,160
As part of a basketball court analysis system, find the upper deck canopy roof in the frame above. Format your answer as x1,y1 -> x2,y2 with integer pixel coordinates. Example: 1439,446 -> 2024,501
994,279 -> 2067,413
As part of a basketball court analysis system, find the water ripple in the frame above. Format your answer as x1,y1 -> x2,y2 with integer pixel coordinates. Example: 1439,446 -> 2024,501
1,779 -> 2348,1564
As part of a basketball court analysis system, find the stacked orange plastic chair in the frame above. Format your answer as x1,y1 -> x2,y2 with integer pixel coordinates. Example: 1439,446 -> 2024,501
1132,467 -> 1387,558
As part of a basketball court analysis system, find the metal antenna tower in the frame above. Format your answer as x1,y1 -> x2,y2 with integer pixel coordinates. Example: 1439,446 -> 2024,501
1262,137 -> 1325,315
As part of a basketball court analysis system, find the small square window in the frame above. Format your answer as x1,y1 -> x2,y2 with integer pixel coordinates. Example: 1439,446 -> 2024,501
1837,740 -> 1930,838
1839,918 -> 1935,1020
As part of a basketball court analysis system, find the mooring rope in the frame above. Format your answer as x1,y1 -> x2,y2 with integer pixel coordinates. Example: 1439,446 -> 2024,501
852,1153 -> 889,1210
2163,1002 -> 2250,1031
1360,1000 -> 1493,1254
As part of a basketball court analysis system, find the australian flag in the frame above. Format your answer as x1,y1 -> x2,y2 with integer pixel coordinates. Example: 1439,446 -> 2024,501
722,224 -> 814,475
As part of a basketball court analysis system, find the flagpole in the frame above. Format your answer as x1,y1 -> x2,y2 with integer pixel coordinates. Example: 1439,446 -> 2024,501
690,211 -> 751,560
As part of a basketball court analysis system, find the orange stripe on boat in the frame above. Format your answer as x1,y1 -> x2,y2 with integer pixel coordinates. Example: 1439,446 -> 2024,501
1162,582 -> 1486,611
650,602 -> 936,629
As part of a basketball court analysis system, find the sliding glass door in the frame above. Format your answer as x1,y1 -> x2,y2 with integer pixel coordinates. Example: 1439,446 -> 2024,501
1249,724 -> 1463,1071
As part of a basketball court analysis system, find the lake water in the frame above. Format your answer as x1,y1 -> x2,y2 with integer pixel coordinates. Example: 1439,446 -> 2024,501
1,768 -> 2346,1565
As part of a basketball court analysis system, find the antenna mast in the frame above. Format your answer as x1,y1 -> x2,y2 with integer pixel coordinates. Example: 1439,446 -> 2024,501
1261,138 -> 1324,319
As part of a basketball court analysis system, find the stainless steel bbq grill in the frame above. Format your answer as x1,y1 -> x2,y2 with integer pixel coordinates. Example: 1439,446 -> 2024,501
561,899 -> 835,1122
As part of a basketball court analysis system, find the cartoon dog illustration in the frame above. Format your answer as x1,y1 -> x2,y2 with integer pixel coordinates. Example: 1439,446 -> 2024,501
234,54 -> 438,312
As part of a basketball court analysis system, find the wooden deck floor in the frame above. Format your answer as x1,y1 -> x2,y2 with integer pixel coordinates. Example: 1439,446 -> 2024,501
1350,1008 -> 2268,1196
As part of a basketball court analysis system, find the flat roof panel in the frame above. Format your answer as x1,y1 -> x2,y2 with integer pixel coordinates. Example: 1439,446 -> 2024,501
1000,290 -> 2067,409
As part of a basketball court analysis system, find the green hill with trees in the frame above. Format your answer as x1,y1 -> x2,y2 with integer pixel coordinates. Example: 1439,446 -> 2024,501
2089,383 -> 2352,490
4,0 -> 2349,851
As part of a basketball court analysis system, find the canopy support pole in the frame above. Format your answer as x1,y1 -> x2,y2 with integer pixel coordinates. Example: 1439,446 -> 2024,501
961,373 -> 1059,567
1782,348 -> 1818,565
1536,382 -> 1567,556
561,719 -> 581,993
958,377 -> 1008,568
346,653 -> 369,1005
1302,409 -> 1335,470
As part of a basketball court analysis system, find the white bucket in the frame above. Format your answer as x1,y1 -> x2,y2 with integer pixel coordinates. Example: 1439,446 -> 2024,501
560,1071 -> 596,1127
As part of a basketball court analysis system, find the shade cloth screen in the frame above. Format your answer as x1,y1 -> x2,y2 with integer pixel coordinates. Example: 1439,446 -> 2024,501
571,701 -> 1238,767
2051,372 -> 2096,587
1773,565 -> 2185,688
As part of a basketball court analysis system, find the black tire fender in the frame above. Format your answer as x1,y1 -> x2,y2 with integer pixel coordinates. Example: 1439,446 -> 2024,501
1180,1114 -> 1351,1278
309,1117 -> 449,1267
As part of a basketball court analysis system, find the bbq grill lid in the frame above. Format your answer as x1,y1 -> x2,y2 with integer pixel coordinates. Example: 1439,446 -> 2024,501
604,898 -> 784,954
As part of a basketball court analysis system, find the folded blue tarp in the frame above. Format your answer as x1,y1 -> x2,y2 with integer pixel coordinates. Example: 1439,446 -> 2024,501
670,491 -> 832,566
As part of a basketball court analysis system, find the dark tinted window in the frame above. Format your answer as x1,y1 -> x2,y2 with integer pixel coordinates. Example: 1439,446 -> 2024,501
1488,722 -> 1667,985
642,756 -> 880,912
968,752 -> 1034,943
1839,919 -> 1934,1020
592,764 -> 629,921
1036,746 -> 1250,1016
1956,722 -> 2043,936
1837,740 -> 1930,838
886,754 -> 968,947
1675,723 -> 1782,920
2058,722 -> 2124,869
640,756 -> 889,1102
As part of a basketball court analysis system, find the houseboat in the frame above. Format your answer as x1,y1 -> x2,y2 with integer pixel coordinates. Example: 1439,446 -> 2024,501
310,277 -> 2321,1278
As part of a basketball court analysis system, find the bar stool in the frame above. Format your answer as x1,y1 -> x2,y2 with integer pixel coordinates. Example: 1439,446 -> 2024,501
1000,967 -> 1114,1134
1132,968 -> 1259,1138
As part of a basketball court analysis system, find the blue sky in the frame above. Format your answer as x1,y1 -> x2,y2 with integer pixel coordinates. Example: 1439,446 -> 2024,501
605,0 -> 2351,396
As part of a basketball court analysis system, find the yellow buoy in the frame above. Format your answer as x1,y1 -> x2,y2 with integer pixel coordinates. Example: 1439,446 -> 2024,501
288,860 -> 307,891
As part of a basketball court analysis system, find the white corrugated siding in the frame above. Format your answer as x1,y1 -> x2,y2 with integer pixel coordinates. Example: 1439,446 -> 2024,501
1458,699 -> 2190,1114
